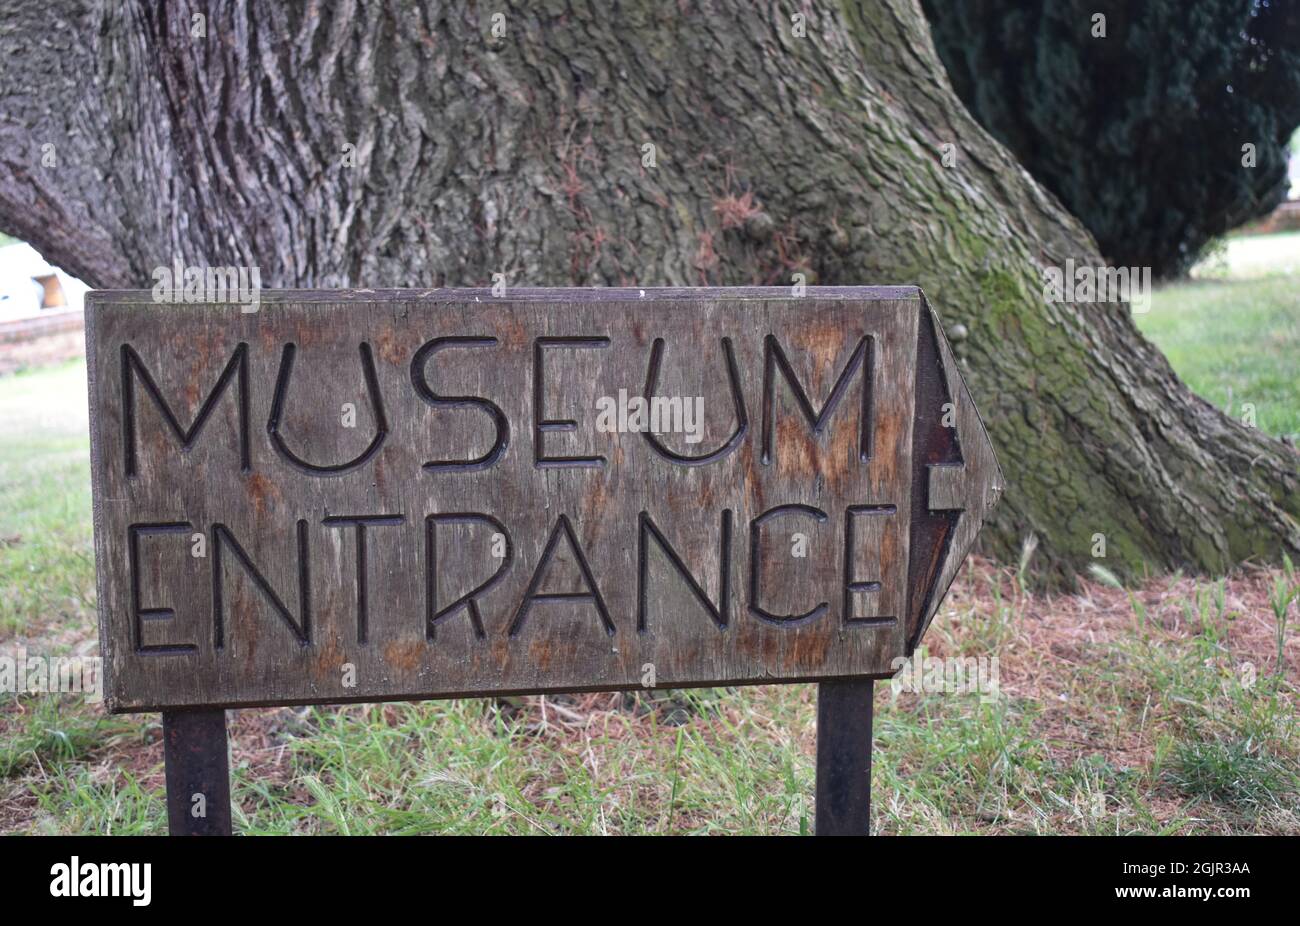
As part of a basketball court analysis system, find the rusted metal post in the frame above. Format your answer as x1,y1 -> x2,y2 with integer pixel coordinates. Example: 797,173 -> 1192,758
815,679 -> 874,835
162,709 -> 232,836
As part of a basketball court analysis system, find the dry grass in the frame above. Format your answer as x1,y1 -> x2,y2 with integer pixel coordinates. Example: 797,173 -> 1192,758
3,556 -> 1294,835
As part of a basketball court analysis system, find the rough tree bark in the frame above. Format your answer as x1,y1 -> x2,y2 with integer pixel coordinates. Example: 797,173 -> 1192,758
1,0 -> 1296,580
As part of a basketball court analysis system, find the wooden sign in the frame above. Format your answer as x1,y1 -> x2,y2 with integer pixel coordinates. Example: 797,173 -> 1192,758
87,287 -> 1001,713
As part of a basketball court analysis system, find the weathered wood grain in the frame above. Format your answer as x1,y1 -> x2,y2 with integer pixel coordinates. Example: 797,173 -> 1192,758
86,286 -> 1001,712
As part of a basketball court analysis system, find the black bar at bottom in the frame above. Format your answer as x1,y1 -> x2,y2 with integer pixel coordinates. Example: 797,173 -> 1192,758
162,709 -> 232,836
814,679 -> 874,835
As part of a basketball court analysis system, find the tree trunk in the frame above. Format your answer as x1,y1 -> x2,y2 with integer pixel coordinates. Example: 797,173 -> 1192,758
2,0 -> 1296,580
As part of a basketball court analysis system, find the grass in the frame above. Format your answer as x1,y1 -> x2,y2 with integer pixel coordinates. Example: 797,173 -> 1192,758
0,233 -> 1297,835
0,359 -> 94,638
1138,232 -> 1300,438
11,552 -> 1292,835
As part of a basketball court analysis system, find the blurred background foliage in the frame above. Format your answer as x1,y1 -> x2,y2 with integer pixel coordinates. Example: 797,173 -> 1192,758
923,0 -> 1300,277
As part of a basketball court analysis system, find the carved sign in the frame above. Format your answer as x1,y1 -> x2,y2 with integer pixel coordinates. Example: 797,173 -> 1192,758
87,287 -> 1001,712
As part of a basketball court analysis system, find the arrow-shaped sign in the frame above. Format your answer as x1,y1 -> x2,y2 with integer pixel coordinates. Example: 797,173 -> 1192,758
906,296 -> 1005,653
87,286 -> 1001,712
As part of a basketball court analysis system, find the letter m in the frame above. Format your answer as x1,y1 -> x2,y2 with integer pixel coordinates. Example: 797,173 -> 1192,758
120,342 -> 249,477
1097,265 -> 1129,302
761,334 -> 873,465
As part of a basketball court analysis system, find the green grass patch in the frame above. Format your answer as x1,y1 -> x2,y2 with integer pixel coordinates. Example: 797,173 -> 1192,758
0,360 -> 95,637
1169,738 -> 1295,809
0,695 -> 140,777
1138,232 -> 1300,439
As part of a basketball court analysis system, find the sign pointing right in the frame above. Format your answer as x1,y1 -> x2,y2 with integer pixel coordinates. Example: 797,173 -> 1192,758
906,297 -> 1004,653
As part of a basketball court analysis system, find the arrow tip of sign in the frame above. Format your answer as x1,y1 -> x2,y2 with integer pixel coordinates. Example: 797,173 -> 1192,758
910,290 -> 1006,650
